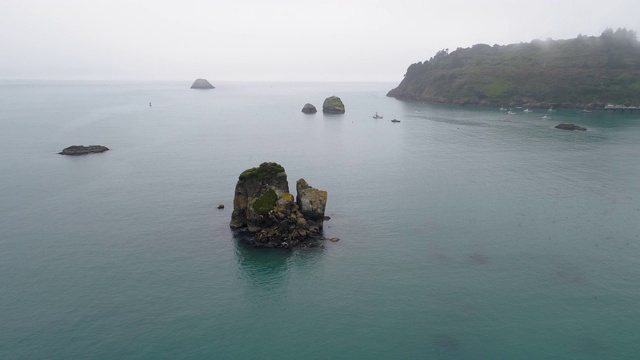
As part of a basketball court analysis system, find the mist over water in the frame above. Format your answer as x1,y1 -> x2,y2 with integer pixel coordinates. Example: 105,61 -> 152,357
1,81 -> 639,359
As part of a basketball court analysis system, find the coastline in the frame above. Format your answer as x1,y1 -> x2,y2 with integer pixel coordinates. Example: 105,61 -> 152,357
386,91 -> 627,111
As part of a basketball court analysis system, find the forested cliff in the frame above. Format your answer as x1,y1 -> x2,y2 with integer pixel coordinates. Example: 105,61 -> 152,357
387,29 -> 640,108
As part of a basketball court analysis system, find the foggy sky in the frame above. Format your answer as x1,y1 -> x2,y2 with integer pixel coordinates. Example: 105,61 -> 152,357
2,0 -> 639,82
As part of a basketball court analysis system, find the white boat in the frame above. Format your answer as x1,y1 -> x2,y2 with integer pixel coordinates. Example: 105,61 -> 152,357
499,106 -> 507,111
542,115 -> 551,119
507,109 -> 516,115
523,109 -> 532,113
372,112 -> 383,119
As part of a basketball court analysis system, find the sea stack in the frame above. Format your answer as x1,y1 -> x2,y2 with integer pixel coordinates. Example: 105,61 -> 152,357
230,162 -> 328,248
301,103 -> 317,114
322,96 -> 345,114
190,78 -> 215,89
58,145 -> 109,155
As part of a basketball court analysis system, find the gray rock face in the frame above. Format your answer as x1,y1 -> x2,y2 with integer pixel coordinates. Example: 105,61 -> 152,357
302,103 -> 317,114
296,178 -> 327,226
555,123 -> 587,131
322,96 -> 345,114
190,78 -> 215,89
230,162 -> 328,248
59,145 -> 109,155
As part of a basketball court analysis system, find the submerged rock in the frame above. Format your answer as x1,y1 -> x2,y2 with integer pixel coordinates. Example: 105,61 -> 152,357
190,78 -> 215,89
59,145 -> 109,155
230,162 -> 328,248
301,103 -> 317,114
322,96 -> 345,114
555,123 -> 587,131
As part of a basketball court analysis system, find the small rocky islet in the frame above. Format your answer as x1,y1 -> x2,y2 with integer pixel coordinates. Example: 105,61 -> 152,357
190,78 -> 215,89
301,103 -> 317,114
230,162 -> 329,248
58,145 -> 109,155
322,96 -> 345,114
555,123 -> 588,131
301,96 -> 345,115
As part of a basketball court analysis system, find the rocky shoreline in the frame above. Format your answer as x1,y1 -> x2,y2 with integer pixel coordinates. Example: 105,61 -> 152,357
386,92 -> 611,111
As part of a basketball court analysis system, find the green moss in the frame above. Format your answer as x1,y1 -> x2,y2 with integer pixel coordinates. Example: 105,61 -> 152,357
323,96 -> 344,109
253,189 -> 278,215
239,162 -> 285,180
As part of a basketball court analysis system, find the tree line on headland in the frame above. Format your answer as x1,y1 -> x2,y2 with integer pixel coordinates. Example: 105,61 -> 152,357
387,28 -> 640,109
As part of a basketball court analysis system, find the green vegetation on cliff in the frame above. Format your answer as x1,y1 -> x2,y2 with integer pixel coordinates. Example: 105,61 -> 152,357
387,28 -> 640,108
239,162 -> 285,181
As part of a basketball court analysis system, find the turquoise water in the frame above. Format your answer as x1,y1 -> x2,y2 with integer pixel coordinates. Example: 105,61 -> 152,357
1,81 -> 639,359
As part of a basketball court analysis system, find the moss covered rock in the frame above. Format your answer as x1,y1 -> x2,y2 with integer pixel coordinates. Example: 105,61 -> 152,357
231,162 -> 289,231
230,163 -> 329,248
322,96 -> 345,114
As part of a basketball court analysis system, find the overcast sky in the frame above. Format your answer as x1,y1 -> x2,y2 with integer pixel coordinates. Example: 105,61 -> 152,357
2,0 -> 639,82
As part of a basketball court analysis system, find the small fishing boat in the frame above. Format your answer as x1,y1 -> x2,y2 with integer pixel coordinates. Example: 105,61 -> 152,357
372,112 -> 383,119
391,119 -> 401,123
582,108 -> 592,114
523,109 -> 532,113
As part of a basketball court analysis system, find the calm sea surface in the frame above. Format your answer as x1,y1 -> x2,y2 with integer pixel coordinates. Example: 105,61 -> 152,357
1,81 -> 639,359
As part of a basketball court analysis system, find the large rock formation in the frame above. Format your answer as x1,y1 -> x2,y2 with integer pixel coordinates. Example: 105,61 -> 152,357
230,162 -> 328,248
301,103 -> 317,114
322,96 -> 345,114
555,123 -> 587,131
59,145 -> 109,155
190,78 -> 215,89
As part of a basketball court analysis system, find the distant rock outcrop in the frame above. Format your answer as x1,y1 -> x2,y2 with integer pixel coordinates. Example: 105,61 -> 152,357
555,123 -> 587,131
59,145 -> 109,155
190,78 -> 215,89
322,96 -> 345,114
230,162 -> 328,248
301,103 -> 317,114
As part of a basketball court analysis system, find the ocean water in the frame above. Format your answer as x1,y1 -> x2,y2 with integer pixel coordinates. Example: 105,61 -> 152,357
1,80 -> 639,359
